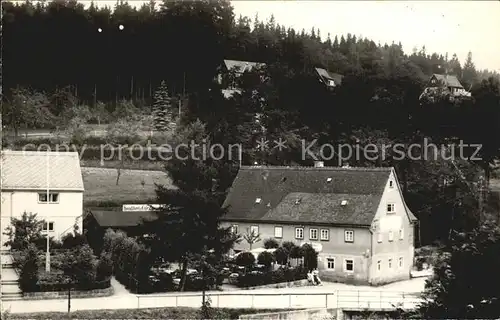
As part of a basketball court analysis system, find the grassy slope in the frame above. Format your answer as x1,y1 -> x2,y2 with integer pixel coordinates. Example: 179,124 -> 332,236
6,307 -> 293,319
82,167 -> 174,205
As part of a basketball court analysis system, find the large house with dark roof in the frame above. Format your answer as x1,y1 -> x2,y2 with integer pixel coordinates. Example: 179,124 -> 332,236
1,151 -> 85,248
216,59 -> 266,98
221,163 -> 418,285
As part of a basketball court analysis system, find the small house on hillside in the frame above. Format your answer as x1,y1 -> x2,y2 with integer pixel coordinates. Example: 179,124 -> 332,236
1,151 -> 84,248
221,162 -> 418,286
216,59 -> 266,98
315,68 -> 343,89
420,74 -> 471,101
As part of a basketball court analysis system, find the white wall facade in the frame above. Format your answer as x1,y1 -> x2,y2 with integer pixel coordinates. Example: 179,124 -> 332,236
369,169 -> 415,285
1,190 -> 83,249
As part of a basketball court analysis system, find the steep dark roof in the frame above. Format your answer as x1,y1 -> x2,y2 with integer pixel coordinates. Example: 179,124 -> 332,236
262,192 -> 381,226
431,74 -> 463,88
91,210 -> 157,227
315,68 -> 343,86
222,166 -> 391,226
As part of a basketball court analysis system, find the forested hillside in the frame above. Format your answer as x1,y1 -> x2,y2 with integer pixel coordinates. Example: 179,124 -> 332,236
2,0 -> 500,246
2,0 -> 498,103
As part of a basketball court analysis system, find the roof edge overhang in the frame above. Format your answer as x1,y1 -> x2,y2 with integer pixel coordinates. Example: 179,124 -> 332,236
220,217 -> 371,228
1,187 -> 84,192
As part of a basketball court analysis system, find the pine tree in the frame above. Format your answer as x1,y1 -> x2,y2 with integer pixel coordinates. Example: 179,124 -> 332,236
152,80 -> 173,132
462,51 -> 477,89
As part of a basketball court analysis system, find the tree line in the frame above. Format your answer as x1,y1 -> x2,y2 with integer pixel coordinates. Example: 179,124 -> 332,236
2,0 -> 499,105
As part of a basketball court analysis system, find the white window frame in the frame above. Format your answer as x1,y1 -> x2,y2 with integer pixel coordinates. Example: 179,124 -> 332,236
377,260 -> 381,271
295,227 -> 304,239
344,230 -> 354,243
38,192 -> 59,204
388,230 -> 394,242
42,221 -> 55,232
328,79 -> 335,86
399,228 -> 404,240
326,257 -> 335,270
320,229 -> 329,241
377,232 -> 383,243
399,257 -> 404,269
388,258 -> 393,269
309,228 -> 318,240
387,203 -> 395,213
274,226 -> 283,238
344,259 -> 354,273
250,225 -> 259,235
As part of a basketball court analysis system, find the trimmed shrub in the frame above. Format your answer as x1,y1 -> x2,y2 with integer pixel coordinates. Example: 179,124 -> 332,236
263,238 -> 279,249
235,252 -> 255,268
301,244 -> 318,271
257,251 -> 275,269
236,266 -> 307,288
273,247 -> 289,265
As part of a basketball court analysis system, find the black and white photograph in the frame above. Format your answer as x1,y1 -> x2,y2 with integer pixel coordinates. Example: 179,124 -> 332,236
1,0 -> 500,319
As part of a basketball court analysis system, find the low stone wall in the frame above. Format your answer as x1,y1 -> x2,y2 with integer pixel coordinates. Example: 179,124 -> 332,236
21,286 -> 114,300
241,279 -> 311,290
239,308 -> 334,320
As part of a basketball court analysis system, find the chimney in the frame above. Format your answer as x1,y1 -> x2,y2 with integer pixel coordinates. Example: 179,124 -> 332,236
314,161 -> 324,168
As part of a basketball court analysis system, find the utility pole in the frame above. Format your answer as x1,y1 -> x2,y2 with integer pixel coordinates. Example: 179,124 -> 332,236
45,151 -> 51,272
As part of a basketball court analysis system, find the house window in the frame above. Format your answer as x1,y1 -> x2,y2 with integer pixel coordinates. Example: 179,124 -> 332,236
327,258 -> 335,269
250,225 -> 259,235
344,259 -> 354,272
388,258 -> 393,269
274,226 -> 283,238
389,180 -> 394,188
328,80 -> 335,86
377,232 -> 383,243
42,222 -> 55,232
388,231 -> 394,242
295,227 -> 304,239
377,260 -> 381,271
320,229 -> 329,241
309,228 -> 318,240
344,230 -> 354,243
399,257 -> 404,268
38,193 -> 59,203
387,204 -> 395,213
231,224 -> 239,234
399,229 -> 404,240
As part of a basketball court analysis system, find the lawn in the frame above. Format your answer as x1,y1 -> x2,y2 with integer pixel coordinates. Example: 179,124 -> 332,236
4,307 -> 294,319
82,167 -> 175,206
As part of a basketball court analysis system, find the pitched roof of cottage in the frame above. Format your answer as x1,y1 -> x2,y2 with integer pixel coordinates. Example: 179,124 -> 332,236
1,151 -> 84,191
263,192 -> 382,225
432,74 -> 463,88
222,166 -> 393,226
223,59 -> 265,73
90,210 -> 158,227
315,68 -> 343,86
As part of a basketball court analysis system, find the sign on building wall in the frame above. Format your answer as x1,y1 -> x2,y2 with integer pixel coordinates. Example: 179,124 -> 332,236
122,204 -> 166,212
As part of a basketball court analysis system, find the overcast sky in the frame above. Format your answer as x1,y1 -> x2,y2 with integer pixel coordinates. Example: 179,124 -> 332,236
13,1 -> 500,71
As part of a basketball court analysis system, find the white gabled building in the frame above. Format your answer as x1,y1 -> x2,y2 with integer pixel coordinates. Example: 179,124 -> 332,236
1,151 -> 84,248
